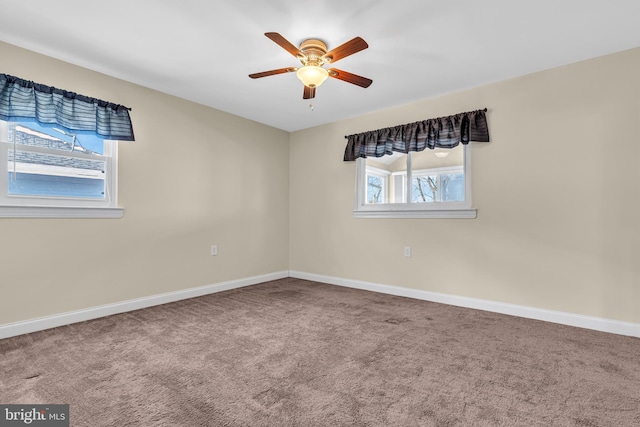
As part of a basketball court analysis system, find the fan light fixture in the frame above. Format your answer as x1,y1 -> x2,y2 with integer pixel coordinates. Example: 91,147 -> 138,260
249,33 -> 371,99
296,65 -> 329,88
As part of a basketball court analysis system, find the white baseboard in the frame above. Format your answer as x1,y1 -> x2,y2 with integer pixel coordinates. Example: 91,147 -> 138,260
3,270 -> 638,340
0,271 -> 289,340
289,271 -> 640,338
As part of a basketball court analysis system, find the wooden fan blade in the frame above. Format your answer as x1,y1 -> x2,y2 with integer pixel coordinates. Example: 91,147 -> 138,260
328,68 -> 372,88
303,86 -> 316,99
249,67 -> 297,79
265,32 -> 305,59
323,37 -> 368,64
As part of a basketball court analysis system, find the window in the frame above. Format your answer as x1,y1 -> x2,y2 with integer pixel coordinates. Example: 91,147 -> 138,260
355,144 -> 476,218
0,119 -> 121,217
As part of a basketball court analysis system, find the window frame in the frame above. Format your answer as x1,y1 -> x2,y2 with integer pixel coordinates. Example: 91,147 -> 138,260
0,120 -> 123,218
354,144 -> 477,219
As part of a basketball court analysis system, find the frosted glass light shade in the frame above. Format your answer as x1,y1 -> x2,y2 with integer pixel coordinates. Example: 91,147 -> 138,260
296,66 -> 329,88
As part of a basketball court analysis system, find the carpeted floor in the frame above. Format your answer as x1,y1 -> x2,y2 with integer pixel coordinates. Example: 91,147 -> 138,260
1,278 -> 639,426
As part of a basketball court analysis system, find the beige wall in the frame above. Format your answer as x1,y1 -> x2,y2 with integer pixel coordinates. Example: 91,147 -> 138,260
2,40 -> 639,329
290,48 -> 640,324
0,41 -> 290,324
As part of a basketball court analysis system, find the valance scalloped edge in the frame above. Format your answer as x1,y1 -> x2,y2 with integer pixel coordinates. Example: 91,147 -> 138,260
343,108 -> 489,161
0,73 -> 135,141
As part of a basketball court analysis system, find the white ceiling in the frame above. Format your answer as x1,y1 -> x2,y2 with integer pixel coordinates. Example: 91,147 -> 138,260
1,0 -> 639,132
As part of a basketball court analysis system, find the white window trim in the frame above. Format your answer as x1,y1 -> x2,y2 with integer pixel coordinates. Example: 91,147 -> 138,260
0,205 -> 123,219
354,145 -> 477,219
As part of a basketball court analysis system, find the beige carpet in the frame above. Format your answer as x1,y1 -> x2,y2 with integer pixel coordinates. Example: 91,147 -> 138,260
1,278 -> 639,426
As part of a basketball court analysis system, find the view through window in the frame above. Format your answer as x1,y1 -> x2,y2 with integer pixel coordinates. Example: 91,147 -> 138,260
364,145 -> 465,205
0,119 -> 116,206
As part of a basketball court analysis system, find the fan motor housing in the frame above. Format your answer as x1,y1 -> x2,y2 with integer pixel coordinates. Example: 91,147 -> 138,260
299,39 -> 328,66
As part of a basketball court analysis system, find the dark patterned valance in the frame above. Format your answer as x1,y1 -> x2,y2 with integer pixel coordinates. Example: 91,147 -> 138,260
343,108 -> 489,161
0,73 -> 134,141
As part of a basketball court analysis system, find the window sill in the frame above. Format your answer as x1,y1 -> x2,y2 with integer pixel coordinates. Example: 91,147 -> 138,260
354,208 -> 477,219
0,205 -> 124,219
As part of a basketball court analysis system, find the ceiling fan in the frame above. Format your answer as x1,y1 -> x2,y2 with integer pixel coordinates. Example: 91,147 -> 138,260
249,32 -> 372,99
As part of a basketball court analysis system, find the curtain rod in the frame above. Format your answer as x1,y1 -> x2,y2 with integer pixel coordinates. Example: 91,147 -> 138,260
344,108 -> 488,138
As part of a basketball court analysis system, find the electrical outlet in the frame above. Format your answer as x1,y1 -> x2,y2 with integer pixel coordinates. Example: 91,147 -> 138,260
404,246 -> 411,257
211,245 -> 218,256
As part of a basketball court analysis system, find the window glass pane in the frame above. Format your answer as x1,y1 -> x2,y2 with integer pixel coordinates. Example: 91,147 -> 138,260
365,152 -> 406,204
5,121 -> 106,199
10,121 -> 105,155
410,145 -> 464,170
412,175 -> 437,203
367,175 -> 383,204
8,150 -> 105,198
441,173 -> 464,201
411,145 -> 465,203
